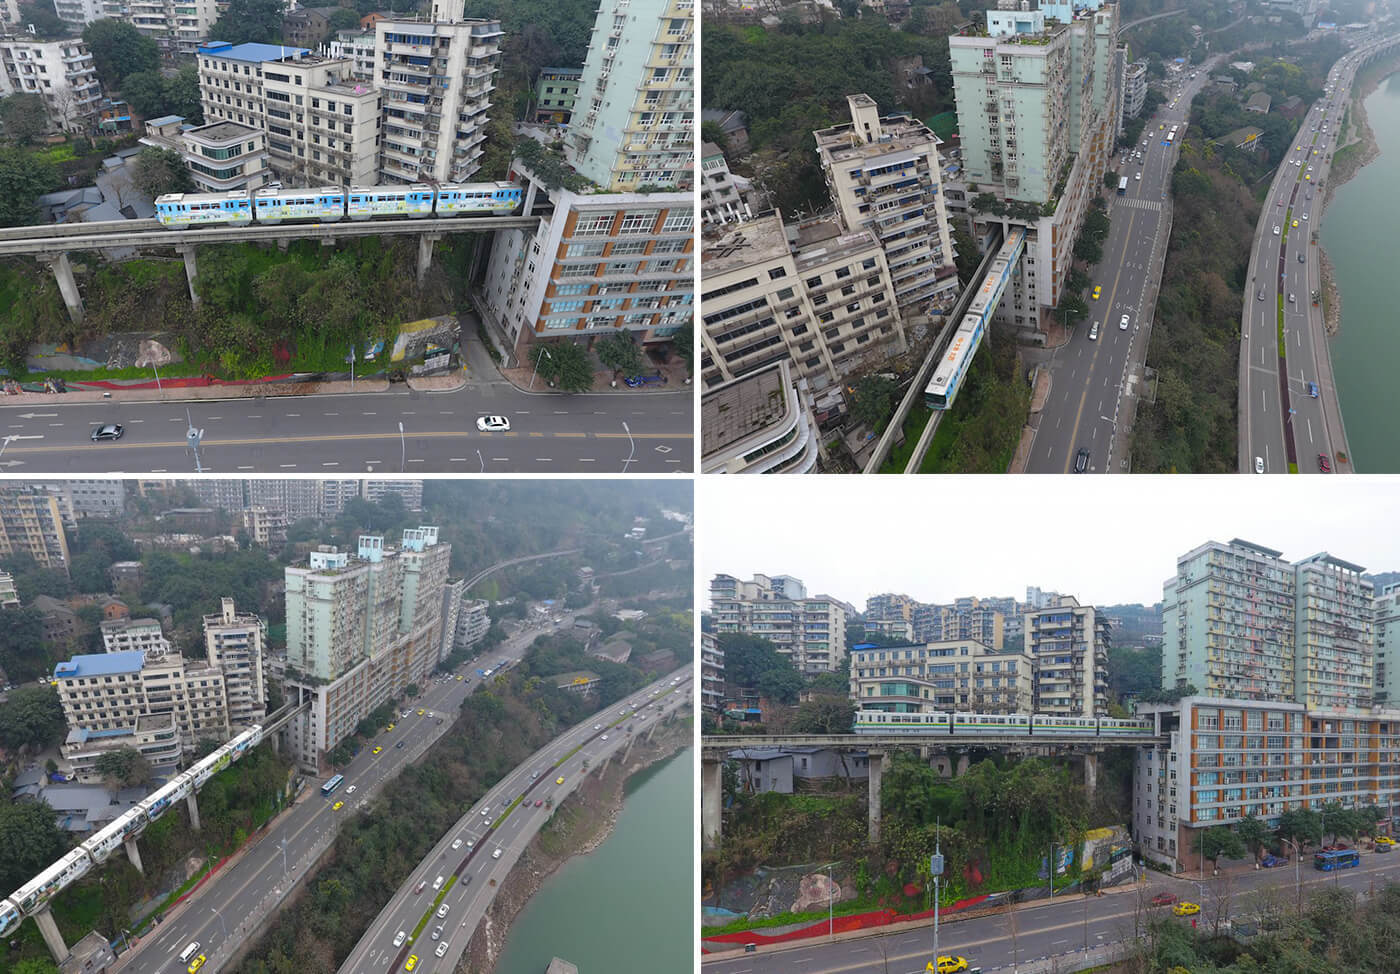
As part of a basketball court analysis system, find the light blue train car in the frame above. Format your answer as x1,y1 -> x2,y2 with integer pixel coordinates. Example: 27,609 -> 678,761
154,192 -> 254,227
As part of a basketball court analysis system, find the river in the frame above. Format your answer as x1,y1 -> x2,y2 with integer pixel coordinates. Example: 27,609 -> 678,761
490,747 -> 693,973
1323,69 -> 1400,472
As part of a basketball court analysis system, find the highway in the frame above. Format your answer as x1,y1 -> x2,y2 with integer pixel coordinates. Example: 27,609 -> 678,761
340,669 -> 694,974
112,611 -> 570,974
1028,68 -> 1211,474
0,382 -> 694,474
1238,40 -> 1393,474
702,848 -> 1400,973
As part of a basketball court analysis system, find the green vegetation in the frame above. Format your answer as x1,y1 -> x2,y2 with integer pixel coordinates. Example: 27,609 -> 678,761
0,148 -> 58,229
119,65 -> 203,127
0,95 -> 50,147
81,20 -> 159,92
132,146 -> 195,201
1106,645 -> 1161,703
530,340 -> 595,393
593,332 -> 645,377
916,330 -> 1029,473
877,403 -> 933,473
208,0 -> 288,46
849,374 -> 899,432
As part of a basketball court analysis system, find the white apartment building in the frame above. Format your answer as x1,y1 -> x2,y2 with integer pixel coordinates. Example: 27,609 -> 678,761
122,0 -> 220,56
1132,696 -> 1400,872
1293,553 -> 1374,711
99,617 -> 172,663
814,94 -> 959,316
197,42 -> 380,187
1122,59 -> 1147,121
700,213 -> 903,422
454,597 -> 490,650
701,630 -> 723,711
282,530 -> 450,772
240,505 -> 288,547
0,0 -> 22,32
1376,583 -> 1400,708
439,577 -> 465,661
362,479 -> 424,511
53,0 -> 104,28
0,488 -> 69,572
0,39 -> 102,133
479,171 -> 693,365
53,650 -> 230,751
700,141 -> 750,227
700,360 -> 820,474
373,6 -> 502,184
202,598 -> 267,730
63,714 -> 183,783
142,115 -> 271,192
947,5 -> 1119,336
321,30 -> 376,83
1024,595 -> 1111,717
866,593 -> 917,624
0,571 -> 18,610
567,0 -> 693,193
850,640 -> 1035,714
709,573 -> 848,675
863,618 -> 916,643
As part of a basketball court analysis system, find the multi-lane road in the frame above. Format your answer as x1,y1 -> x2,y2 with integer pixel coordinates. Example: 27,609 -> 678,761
703,847 -> 1400,973
341,669 -> 693,974
113,612 -> 573,974
1028,69 -> 1211,473
0,380 -> 693,474
1239,43 -> 1385,474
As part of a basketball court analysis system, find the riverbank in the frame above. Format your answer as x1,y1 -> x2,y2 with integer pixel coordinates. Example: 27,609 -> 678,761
1318,51 -> 1400,337
460,719 -> 692,973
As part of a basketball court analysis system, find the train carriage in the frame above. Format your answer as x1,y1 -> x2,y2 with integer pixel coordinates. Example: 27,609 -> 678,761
154,191 -> 253,227
253,187 -> 346,224
853,710 -> 952,733
435,181 -> 522,216
346,184 -> 435,220
952,713 -> 1031,735
10,848 -> 92,915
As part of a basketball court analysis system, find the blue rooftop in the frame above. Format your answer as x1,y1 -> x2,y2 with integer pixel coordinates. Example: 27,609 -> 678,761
54,651 -> 145,680
198,41 -> 309,62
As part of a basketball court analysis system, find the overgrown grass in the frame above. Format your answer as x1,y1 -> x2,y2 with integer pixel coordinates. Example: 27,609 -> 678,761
878,403 -> 933,473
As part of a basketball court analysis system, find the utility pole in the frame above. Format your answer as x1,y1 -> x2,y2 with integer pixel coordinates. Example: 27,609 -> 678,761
931,820 -> 944,968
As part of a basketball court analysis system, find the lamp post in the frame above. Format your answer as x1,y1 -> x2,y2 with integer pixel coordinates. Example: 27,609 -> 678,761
398,421 -> 406,472
1282,837 -> 1302,915
621,421 -> 636,473
529,347 -> 552,390
828,864 -> 834,941
211,906 -> 227,941
152,361 -> 162,395
476,449 -> 484,473
932,821 -> 944,968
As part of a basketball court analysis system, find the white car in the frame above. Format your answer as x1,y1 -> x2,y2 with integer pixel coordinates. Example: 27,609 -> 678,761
435,943 -> 449,958
1255,457 -> 1265,474
438,903 -> 450,918
475,415 -> 510,432
451,838 -> 463,850
394,931 -> 407,947
492,848 -> 503,859
1273,226 -> 1280,235
601,734 -> 609,741
1119,314 -> 1130,331
346,785 -> 356,795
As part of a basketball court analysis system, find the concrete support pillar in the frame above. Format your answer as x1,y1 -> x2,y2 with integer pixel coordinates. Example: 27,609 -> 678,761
179,244 -> 199,306
186,792 -> 201,831
124,835 -> 144,874
270,732 -> 280,755
277,237 -> 291,252
701,756 -> 722,851
868,750 -> 884,845
417,233 -> 441,285
523,180 -> 539,216
955,754 -> 970,778
33,907 -> 69,963
44,252 -> 84,324
1084,752 -> 1099,799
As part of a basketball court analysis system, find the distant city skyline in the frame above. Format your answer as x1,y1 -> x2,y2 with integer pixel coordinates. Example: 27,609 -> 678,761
701,478 -> 1400,609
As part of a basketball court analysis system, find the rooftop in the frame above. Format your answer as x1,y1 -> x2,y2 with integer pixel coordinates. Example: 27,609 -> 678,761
186,120 -> 259,144
54,650 -> 145,680
701,213 -> 789,276
198,41 -> 310,63
145,113 -> 185,126
701,361 -> 789,458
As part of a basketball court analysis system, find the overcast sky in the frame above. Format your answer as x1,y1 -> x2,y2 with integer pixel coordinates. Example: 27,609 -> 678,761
699,477 -> 1400,610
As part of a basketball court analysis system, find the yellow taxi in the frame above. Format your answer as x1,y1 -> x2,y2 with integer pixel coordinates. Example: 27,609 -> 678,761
417,709 -> 425,716
386,723 -> 395,731
457,675 -> 463,681
1305,174 -> 1312,181
372,746 -> 382,754
1292,220 -> 1299,228
1376,835 -> 1396,846
1092,285 -> 1102,300
927,957 -> 968,973
556,776 -> 565,785
332,801 -> 344,811
188,956 -> 206,973
1173,901 -> 1201,916
405,955 -> 418,971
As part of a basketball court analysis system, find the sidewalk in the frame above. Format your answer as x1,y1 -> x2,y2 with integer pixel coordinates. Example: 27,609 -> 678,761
0,371 -> 468,408
497,352 -> 692,396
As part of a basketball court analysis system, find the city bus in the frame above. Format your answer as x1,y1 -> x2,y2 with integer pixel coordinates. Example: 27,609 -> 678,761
321,774 -> 345,797
1314,849 -> 1360,871
1166,130 -> 1175,145
1118,177 -> 1128,195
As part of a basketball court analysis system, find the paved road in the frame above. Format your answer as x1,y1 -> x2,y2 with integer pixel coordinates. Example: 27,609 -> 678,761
0,384 -> 693,474
113,613 -> 573,974
1028,70 -> 1209,474
703,850 -> 1400,973
342,669 -> 694,974
1239,41 -> 1391,474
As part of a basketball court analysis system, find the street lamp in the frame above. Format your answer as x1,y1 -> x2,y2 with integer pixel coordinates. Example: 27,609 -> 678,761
529,348 -> 552,390
152,361 -> 162,395
1282,837 -> 1302,915
476,449 -> 484,473
621,421 -> 636,474
398,421 -> 406,472
211,906 -> 227,940
828,864 -> 834,941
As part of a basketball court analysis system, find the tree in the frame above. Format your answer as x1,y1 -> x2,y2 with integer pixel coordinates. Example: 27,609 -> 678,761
593,332 -> 645,377
0,93 -> 50,145
1192,825 -> 1246,867
132,146 -> 196,199
531,341 -> 595,393
208,0 -> 288,46
0,608 -> 50,684
95,747 -> 153,791
1236,813 -> 1271,856
0,147 -> 57,228
790,697 -> 855,734
672,323 -> 693,374
849,374 -> 897,430
18,1 -> 68,38
82,20 -> 159,91
0,685 -> 65,751
406,683 -> 419,698
327,7 -> 362,32
1278,807 -> 1323,848
0,801 -> 68,896
165,64 -> 204,123
118,70 -> 170,119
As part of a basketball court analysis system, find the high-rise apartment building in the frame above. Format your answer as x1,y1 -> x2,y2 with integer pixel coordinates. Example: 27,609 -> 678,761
321,29 -> 377,83
867,594 -> 916,624
202,598 -> 267,730
362,479 -> 424,512
1024,596 -> 1110,716
913,600 -> 1006,649
373,6 -> 501,184
1132,695 -> 1400,872
438,577 -> 465,661
454,597 -> 490,650
1376,583 -> 1400,708
850,639 -> 1035,713
121,0 -> 220,56
0,487 -> 70,573
709,573 -> 847,674
100,617 -> 172,662
700,142 -> 751,227
53,0 -> 104,29
699,213 -> 902,419
701,630 -> 723,711
54,650 -> 230,750
282,529 -> 450,771
567,0 -> 692,192
947,4 -> 1119,336
1163,540 -> 1375,710
814,94 -> 959,316
0,39 -> 102,133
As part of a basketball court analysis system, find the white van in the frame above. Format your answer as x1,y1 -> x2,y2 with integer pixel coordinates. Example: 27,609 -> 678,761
180,943 -> 201,964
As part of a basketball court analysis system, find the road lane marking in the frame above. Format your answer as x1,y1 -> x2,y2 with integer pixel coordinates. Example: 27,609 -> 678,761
0,429 -> 693,455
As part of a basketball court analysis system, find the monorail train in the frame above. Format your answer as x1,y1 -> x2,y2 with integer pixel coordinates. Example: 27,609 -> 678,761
153,181 -> 523,228
853,710 -> 1154,737
0,724 -> 265,937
